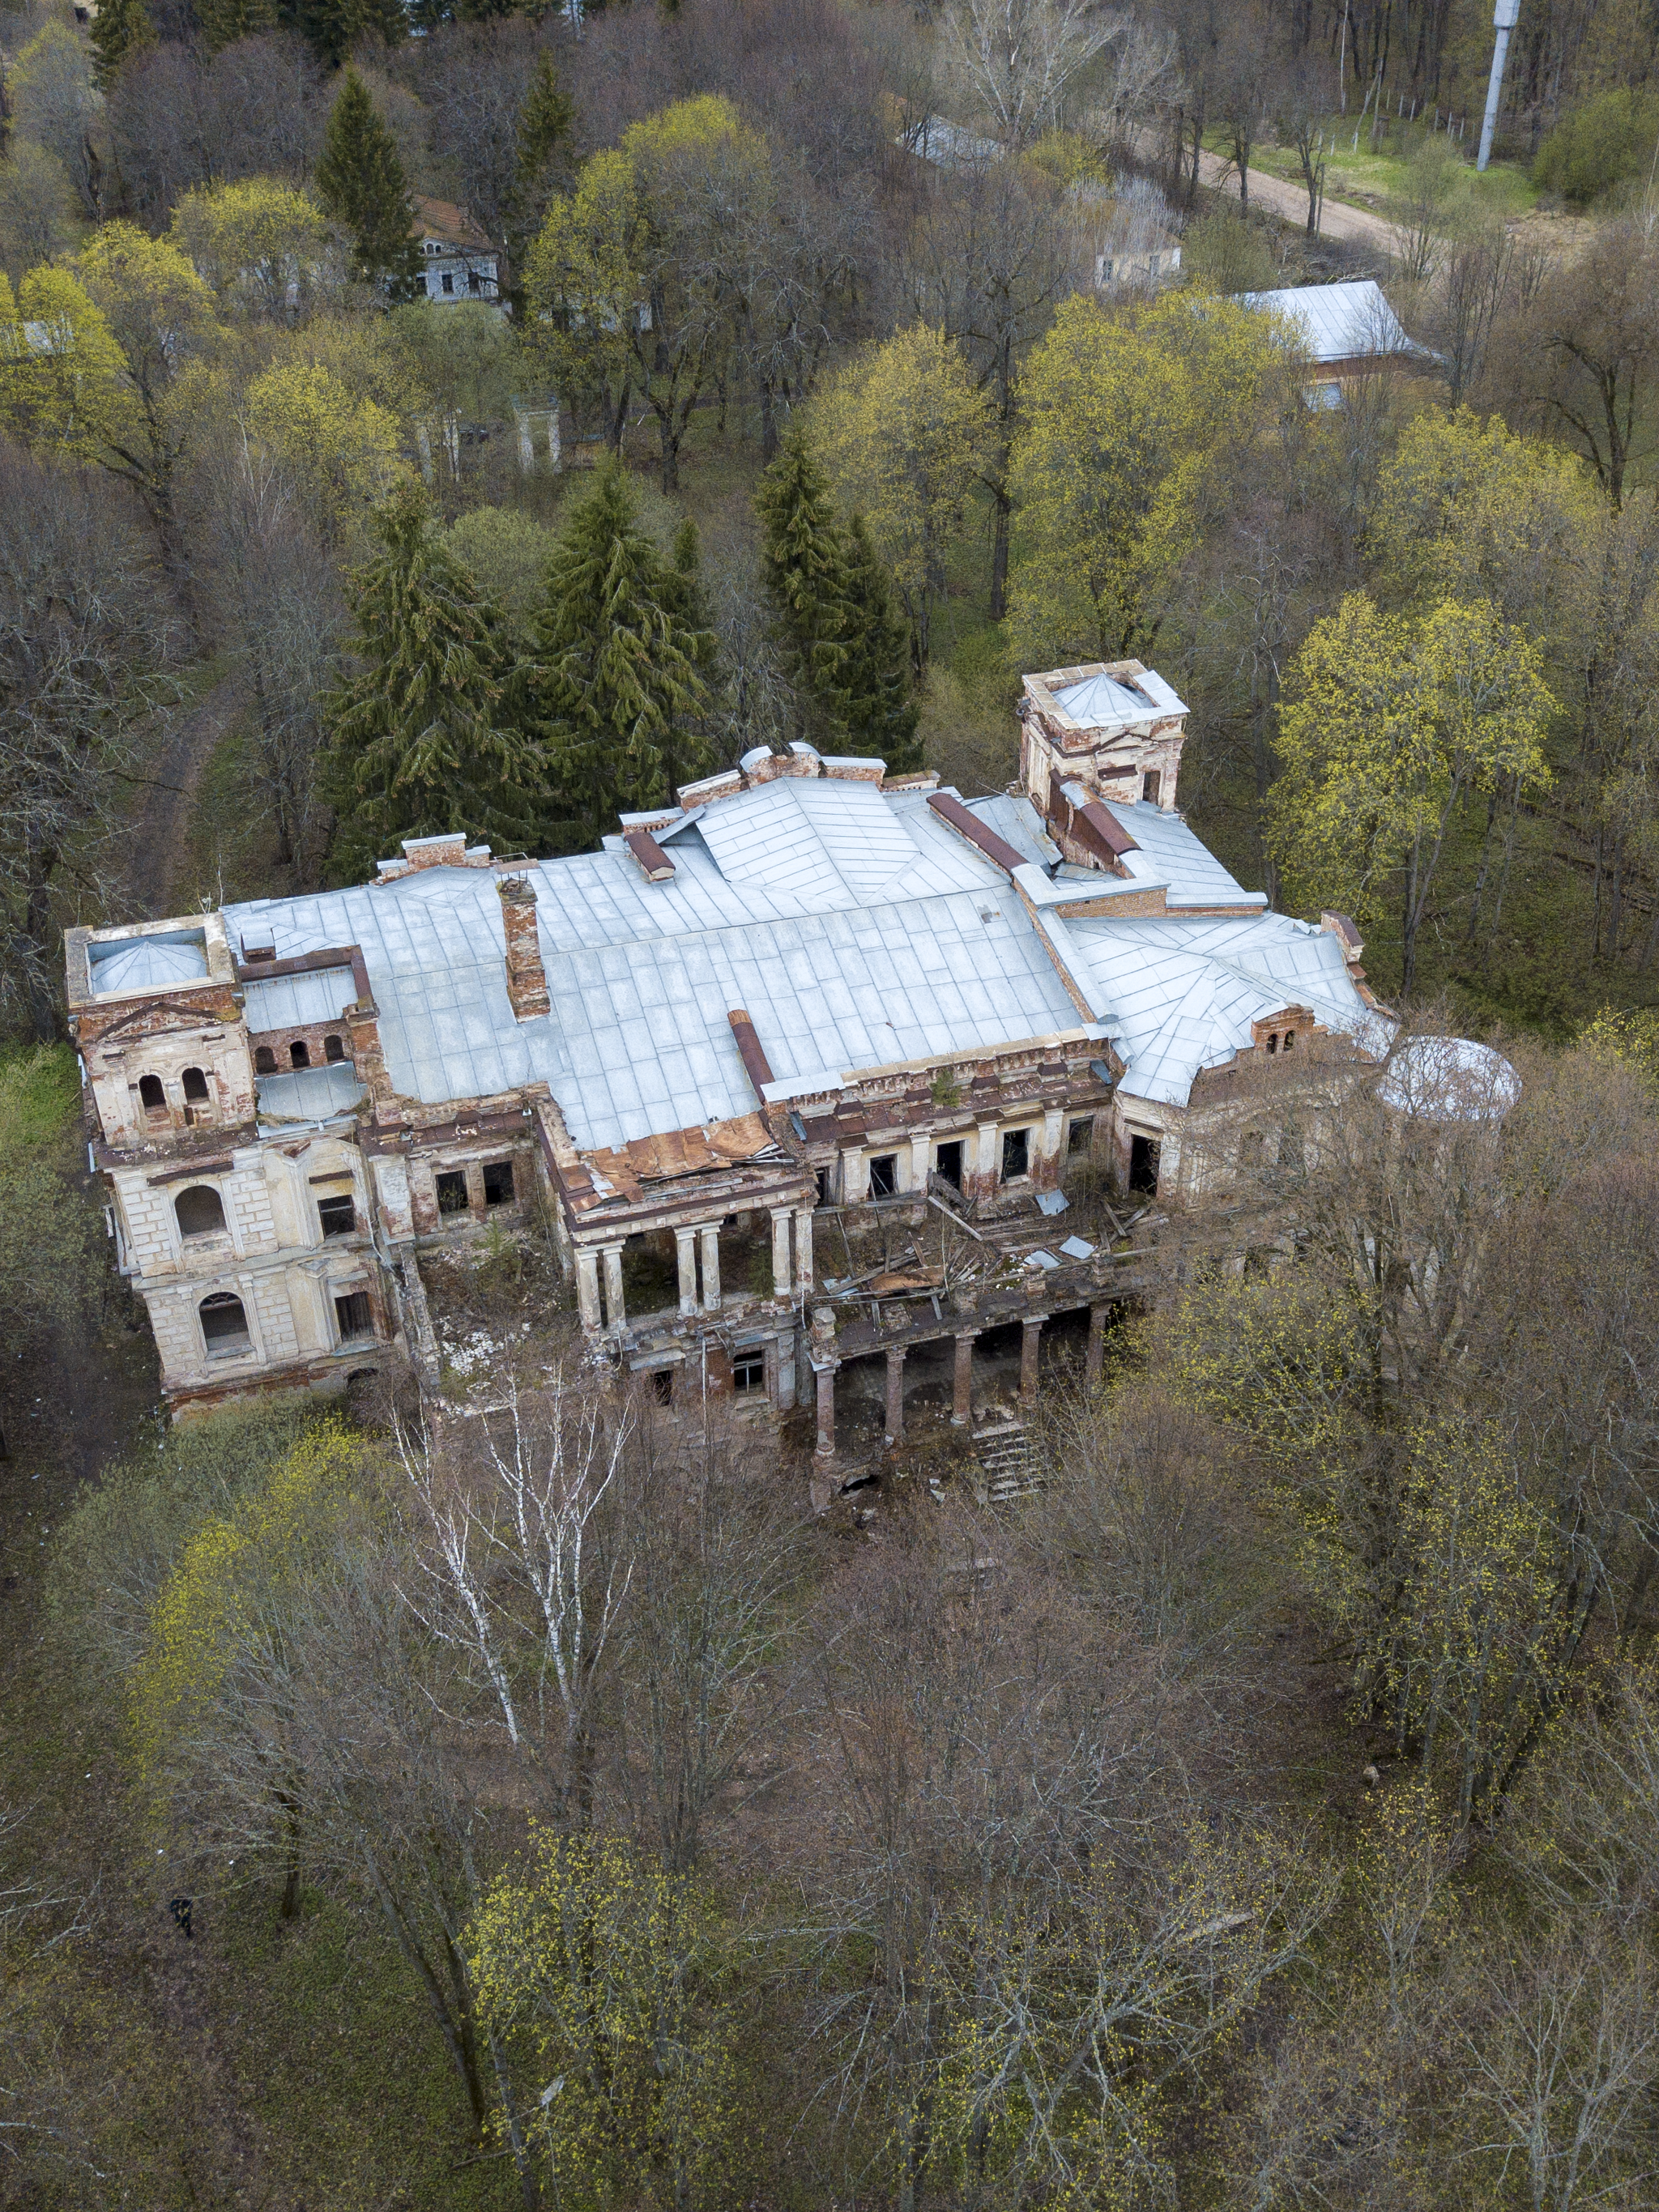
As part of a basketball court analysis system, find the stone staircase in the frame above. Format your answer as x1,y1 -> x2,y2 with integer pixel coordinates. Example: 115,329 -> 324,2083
970,1421 -> 1043,1504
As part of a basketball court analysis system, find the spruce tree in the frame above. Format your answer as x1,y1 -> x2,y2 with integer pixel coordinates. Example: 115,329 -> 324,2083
325,483 -> 543,884
531,465 -> 714,849
197,0 -> 275,53
838,514 -> 922,771
88,0 -> 156,88
315,69 -> 424,300
755,424 -> 850,739
514,52 -> 574,199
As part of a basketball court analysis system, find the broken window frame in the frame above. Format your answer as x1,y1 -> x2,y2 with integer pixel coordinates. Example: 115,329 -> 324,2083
199,1291 -> 251,1356
317,1194 -> 356,1239
1001,1127 -> 1031,1181
868,1153 -> 898,1199
334,1289 -> 374,1342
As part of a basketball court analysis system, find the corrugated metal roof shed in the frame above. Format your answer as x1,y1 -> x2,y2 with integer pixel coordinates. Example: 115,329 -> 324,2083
1235,278 -> 1418,364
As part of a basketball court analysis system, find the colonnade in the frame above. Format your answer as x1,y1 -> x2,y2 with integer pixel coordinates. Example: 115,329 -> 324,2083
812,1298 -> 1115,1460
574,1201 -> 815,1333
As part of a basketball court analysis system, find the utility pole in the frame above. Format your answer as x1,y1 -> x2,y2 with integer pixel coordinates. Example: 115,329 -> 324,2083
1477,0 -> 1520,172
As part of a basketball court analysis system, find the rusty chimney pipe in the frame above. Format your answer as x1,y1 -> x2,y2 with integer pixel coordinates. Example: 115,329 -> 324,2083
498,876 -> 550,1021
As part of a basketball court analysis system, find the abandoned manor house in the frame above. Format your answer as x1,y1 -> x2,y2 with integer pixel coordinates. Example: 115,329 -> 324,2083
66,663 -> 1390,1456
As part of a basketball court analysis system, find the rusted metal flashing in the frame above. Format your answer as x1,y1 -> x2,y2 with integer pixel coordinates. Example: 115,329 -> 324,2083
1044,780 -> 1138,870
623,828 -> 676,881
727,1010 -> 774,1099
359,1106 -> 535,1155
925,792 -> 1026,876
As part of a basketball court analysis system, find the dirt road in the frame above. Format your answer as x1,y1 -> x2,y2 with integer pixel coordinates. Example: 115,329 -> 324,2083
126,669 -> 246,920
1197,146 -> 1399,254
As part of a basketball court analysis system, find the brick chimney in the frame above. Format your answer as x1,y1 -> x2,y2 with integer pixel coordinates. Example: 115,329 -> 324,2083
498,876 -> 550,1020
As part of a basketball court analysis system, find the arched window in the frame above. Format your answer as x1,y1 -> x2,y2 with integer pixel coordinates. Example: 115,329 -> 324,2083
290,1040 -> 310,1068
254,1046 -> 276,1075
199,1292 -> 249,1353
139,1073 -> 165,1111
175,1185 -> 226,1238
181,1067 -> 210,1101
323,1034 -> 345,1063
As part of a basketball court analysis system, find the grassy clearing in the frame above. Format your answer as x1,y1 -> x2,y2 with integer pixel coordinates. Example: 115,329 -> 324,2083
1236,128 -> 1538,220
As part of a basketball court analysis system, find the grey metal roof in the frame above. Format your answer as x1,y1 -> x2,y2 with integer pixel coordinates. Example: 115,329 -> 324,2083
223,776 -> 1378,1143
243,967 -> 359,1032
1064,910 -> 1388,1105
88,934 -> 208,995
1235,279 -> 1417,364
255,1063 -> 367,1123
1052,667 -> 1187,725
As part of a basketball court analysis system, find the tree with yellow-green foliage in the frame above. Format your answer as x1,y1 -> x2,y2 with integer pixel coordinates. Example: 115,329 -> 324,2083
1007,288 -> 1294,668
242,360 -> 406,543
467,1828 -> 737,2212
526,96 -> 761,492
1369,407 -> 1597,635
1268,591 -> 1554,995
168,178 -> 338,322
808,325 -> 992,672
0,228 -> 219,616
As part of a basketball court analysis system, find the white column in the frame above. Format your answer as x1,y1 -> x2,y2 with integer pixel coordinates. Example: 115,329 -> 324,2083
574,1247 -> 602,1330
769,1207 -> 793,1297
907,1133 -> 931,1193
976,1119 -> 1000,1192
1039,1106 -> 1064,1174
676,1225 -> 698,1316
601,1243 -> 625,1331
840,1145 -> 869,1204
794,1205 -> 815,1292
698,1224 -> 721,1310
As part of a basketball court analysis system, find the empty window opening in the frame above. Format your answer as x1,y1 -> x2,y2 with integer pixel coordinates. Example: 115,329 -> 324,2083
650,1368 -> 674,1405
324,1034 -> 345,1063
1265,1032 -> 1278,1055
199,1292 -> 249,1354
935,1140 -> 963,1190
254,1046 -> 276,1075
483,1160 -> 515,1207
732,1354 -> 766,1395
181,1067 -> 209,1102
1143,770 -> 1162,806
868,1153 -> 898,1199
139,1074 -> 165,1113
318,1194 -> 356,1238
1282,1028 -> 1296,1052
175,1184 -> 226,1238
335,1289 -> 374,1341
1128,1134 -> 1161,1195
289,1039 -> 310,1068
436,1170 -> 470,1217
815,1167 -> 830,1206
1002,1127 -> 1030,1180
1068,1116 -> 1095,1157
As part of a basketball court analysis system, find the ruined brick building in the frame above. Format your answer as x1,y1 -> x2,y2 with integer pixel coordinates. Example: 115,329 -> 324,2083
67,663 -> 1384,1457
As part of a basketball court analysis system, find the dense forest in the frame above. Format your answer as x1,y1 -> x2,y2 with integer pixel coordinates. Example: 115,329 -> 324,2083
3,0 -> 1659,2203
